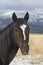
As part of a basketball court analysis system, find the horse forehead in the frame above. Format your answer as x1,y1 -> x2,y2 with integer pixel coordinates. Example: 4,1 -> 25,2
20,24 -> 27,30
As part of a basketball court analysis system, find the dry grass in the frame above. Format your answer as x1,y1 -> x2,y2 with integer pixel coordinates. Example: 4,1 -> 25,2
16,34 -> 43,56
29,34 -> 43,55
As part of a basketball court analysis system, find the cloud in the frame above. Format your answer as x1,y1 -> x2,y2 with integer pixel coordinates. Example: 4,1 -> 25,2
0,0 -> 43,10
0,0 -> 43,5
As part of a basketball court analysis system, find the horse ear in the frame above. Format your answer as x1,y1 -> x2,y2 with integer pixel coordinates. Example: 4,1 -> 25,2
12,12 -> 17,22
24,12 -> 29,21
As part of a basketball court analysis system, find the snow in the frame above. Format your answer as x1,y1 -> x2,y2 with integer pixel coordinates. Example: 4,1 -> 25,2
9,55 -> 43,65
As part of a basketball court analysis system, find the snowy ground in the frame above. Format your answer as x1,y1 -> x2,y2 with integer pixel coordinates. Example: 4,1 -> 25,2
9,34 -> 43,65
10,55 -> 43,65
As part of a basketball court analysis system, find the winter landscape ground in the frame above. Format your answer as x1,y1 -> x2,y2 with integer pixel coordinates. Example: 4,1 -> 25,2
10,34 -> 43,65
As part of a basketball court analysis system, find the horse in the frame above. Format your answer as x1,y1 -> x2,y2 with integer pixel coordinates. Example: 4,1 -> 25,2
0,12 -> 30,65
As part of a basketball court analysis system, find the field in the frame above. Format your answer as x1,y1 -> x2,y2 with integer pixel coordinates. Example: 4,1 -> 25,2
10,34 -> 43,65
29,34 -> 43,55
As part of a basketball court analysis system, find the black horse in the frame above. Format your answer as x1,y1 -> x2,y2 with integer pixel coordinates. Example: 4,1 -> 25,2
0,12 -> 30,65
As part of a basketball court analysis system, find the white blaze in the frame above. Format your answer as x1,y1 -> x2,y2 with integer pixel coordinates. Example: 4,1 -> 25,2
20,24 -> 27,40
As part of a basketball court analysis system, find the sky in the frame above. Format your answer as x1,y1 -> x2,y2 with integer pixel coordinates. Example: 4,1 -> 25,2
0,0 -> 43,10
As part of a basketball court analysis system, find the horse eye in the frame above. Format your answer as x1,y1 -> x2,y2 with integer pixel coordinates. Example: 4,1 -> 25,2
15,29 -> 18,31
15,28 -> 20,32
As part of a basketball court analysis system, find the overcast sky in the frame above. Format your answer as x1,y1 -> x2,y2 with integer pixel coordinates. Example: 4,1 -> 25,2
0,0 -> 43,10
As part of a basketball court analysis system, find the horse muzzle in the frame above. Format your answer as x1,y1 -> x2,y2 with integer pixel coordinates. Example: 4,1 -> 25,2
20,45 -> 29,55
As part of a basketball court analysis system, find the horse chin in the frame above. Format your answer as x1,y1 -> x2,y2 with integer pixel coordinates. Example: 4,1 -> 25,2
21,51 -> 28,55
